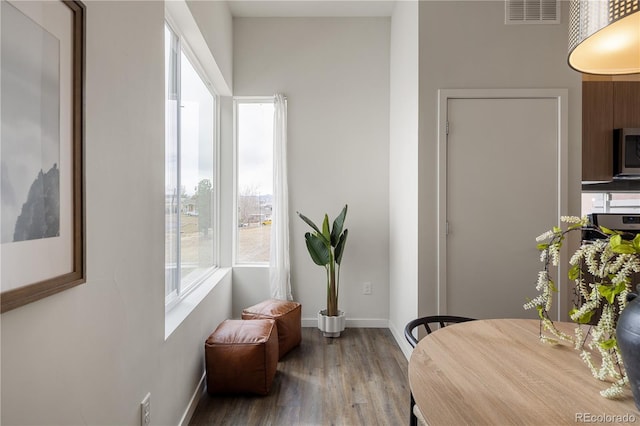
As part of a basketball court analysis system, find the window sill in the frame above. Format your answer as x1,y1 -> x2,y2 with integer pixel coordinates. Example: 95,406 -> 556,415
165,267 -> 231,340
232,263 -> 268,268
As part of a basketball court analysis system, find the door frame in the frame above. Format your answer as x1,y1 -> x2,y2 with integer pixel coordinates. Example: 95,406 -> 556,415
436,89 -> 569,321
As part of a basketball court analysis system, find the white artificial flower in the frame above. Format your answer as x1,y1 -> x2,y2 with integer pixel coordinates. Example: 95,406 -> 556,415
560,216 -> 584,224
528,216 -> 636,399
536,230 -> 554,242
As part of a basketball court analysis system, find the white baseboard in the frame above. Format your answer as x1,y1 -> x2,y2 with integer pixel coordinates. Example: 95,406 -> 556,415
179,372 -> 206,426
388,319 -> 413,361
301,317 -> 389,328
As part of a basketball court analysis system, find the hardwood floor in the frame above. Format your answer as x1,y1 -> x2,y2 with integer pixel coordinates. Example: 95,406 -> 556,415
189,327 -> 410,426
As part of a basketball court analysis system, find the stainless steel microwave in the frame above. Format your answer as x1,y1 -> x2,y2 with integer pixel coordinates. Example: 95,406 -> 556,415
614,128 -> 640,178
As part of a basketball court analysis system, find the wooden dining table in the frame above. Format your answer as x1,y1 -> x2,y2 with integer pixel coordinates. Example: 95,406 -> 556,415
408,319 -> 639,425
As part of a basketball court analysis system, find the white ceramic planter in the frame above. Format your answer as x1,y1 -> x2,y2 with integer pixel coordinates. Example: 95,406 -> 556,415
318,310 -> 346,337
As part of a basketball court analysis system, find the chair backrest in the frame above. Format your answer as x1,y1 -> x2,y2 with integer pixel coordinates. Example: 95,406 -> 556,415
404,315 -> 475,348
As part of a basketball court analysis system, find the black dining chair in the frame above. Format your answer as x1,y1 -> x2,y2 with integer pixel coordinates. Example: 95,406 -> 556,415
404,315 -> 476,426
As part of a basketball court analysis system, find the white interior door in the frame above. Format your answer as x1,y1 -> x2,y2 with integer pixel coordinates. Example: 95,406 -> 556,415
439,90 -> 567,320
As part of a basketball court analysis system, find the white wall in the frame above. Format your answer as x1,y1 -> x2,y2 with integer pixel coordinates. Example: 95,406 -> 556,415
219,96 -> 235,268
187,0 -> 233,94
388,0 -> 420,357
417,1 -> 582,317
0,2 -> 587,422
0,2 -> 233,425
232,18 -> 391,325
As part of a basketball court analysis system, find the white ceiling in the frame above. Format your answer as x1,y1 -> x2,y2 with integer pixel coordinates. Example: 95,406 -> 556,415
226,0 -> 396,18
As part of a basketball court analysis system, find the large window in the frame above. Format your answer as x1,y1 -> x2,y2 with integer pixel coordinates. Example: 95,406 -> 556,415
235,100 -> 274,264
165,22 -> 217,308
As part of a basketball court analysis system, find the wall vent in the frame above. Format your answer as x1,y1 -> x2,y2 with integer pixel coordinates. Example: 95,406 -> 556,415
505,0 -> 560,24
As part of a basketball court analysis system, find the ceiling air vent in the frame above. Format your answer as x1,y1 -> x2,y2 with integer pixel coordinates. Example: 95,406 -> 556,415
506,0 -> 560,24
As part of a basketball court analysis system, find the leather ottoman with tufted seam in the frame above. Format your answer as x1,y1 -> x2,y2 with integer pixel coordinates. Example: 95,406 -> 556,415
242,299 -> 302,360
204,319 -> 278,395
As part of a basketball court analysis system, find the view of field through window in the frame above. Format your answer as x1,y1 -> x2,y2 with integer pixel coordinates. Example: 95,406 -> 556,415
165,22 -> 216,303
236,101 -> 274,263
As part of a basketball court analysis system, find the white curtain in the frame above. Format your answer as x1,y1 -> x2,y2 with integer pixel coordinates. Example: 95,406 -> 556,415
269,94 -> 292,301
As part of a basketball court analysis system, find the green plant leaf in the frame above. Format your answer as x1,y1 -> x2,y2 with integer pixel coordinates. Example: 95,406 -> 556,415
568,222 -> 583,231
600,226 -> 616,235
599,338 -> 617,350
633,234 -> 640,252
331,205 -> 348,246
298,211 -> 331,245
597,282 -> 626,304
568,264 -> 580,280
304,232 -> 331,266
617,280 -> 627,292
610,235 -> 635,254
322,214 -> 331,242
537,243 -> 549,251
553,226 -> 562,234
536,305 -> 544,319
298,212 -> 322,235
597,285 -> 615,304
335,229 -> 348,265
569,307 -> 594,324
610,234 -> 622,246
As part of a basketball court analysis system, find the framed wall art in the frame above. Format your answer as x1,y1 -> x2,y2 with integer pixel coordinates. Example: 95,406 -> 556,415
1,0 -> 85,313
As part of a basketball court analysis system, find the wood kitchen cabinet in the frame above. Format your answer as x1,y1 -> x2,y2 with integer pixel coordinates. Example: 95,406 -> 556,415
613,82 -> 640,129
582,80 -> 640,182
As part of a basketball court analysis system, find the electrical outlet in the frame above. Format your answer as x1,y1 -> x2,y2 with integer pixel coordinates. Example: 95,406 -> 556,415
363,282 -> 372,295
141,393 -> 151,426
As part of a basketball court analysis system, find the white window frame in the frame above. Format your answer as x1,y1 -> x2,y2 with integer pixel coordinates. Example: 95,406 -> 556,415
233,96 -> 275,266
582,192 -> 640,214
165,17 -> 220,312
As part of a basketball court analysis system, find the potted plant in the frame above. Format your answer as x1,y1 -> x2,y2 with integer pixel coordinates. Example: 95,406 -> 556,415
297,205 -> 349,337
525,216 -> 640,399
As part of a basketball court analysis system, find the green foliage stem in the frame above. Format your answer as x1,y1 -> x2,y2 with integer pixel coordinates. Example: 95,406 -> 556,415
525,216 -> 638,399
298,205 -> 349,317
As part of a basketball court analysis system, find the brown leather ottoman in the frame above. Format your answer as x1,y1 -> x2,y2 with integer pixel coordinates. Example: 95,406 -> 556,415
205,319 -> 278,395
242,299 -> 301,359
